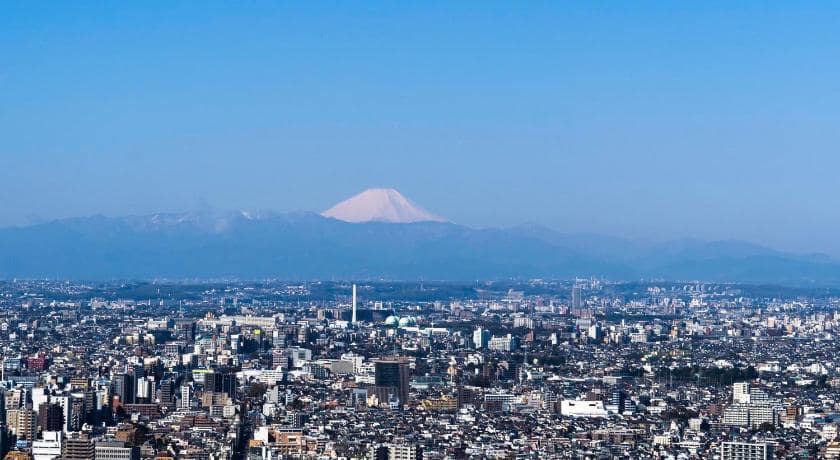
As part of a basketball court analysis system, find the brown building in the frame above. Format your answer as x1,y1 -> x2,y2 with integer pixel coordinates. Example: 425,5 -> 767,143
63,434 -> 95,460
38,403 -> 64,433
7,409 -> 36,441
4,452 -> 33,460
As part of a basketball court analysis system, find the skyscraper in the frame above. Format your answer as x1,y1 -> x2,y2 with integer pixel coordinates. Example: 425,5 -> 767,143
179,385 -> 192,410
38,403 -> 64,433
205,370 -> 237,398
111,374 -> 135,405
472,327 -> 490,349
158,378 -> 175,410
374,357 -> 410,408
571,285 -> 582,311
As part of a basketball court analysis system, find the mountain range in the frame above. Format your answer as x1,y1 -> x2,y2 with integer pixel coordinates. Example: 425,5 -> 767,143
0,189 -> 838,284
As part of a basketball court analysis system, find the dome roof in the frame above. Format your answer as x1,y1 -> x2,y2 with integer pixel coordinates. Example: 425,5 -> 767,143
398,316 -> 416,327
384,315 -> 399,326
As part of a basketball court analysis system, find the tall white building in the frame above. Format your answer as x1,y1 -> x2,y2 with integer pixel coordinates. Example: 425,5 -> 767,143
733,382 -> 751,403
351,284 -> 357,324
179,385 -> 192,410
136,377 -> 153,401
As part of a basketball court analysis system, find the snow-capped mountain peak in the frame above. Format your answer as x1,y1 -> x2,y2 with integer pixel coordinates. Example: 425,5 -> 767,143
322,188 -> 446,223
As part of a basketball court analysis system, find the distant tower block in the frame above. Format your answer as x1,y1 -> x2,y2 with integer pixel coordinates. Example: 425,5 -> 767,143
352,284 -> 357,324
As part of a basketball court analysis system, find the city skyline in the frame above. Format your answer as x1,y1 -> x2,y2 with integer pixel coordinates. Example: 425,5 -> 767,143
1,3 -> 839,458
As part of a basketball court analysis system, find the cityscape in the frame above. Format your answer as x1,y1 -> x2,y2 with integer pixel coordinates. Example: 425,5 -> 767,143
4,2 -> 840,459
0,279 -> 836,458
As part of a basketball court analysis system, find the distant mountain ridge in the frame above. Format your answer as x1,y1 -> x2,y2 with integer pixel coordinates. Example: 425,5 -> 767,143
0,210 -> 838,285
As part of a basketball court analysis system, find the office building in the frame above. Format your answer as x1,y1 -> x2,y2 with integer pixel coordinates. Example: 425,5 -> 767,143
472,327 -> 490,349
32,431 -> 62,460
488,334 -> 519,352
37,403 -> 64,433
62,434 -> 94,460
373,357 -> 410,408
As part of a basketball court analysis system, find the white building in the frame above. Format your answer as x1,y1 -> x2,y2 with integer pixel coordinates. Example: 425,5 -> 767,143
488,334 -> 518,352
179,385 -> 192,409
94,441 -> 140,460
720,441 -> 773,460
733,382 -> 751,403
32,431 -> 63,460
560,400 -> 608,418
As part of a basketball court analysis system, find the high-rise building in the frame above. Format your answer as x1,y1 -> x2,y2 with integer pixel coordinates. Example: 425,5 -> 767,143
37,403 -> 64,433
157,379 -> 175,410
179,385 -> 192,410
8,409 -> 36,441
4,389 -> 24,411
373,358 -> 411,408
135,377 -> 153,403
720,441 -> 774,460
50,395 -> 73,433
0,389 -> 6,458
111,374 -> 135,406
472,327 -> 490,349
205,370 -> 237,398
457,386 -> 479,409
571,285 -> 582,311
68,393 -> 86,432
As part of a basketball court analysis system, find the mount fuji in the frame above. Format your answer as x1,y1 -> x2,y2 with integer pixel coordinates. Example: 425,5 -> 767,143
322,188 -> 446,224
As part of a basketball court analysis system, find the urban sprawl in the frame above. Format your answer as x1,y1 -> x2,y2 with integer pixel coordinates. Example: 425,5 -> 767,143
0,280 -> 837,459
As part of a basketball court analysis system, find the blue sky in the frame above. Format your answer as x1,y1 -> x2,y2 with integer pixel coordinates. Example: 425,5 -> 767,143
2,2 -> 840,253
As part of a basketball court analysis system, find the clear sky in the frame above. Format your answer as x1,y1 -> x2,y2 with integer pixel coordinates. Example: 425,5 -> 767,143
2,2 -> 840,254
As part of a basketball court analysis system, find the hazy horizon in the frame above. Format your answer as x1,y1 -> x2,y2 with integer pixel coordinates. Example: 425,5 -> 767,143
4,2 -> 840,255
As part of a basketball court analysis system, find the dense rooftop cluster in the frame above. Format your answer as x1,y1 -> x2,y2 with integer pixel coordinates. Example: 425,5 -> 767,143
0,280 -> 838,459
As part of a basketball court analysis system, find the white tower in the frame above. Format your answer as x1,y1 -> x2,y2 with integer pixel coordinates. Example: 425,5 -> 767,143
351,284 -> 357,324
